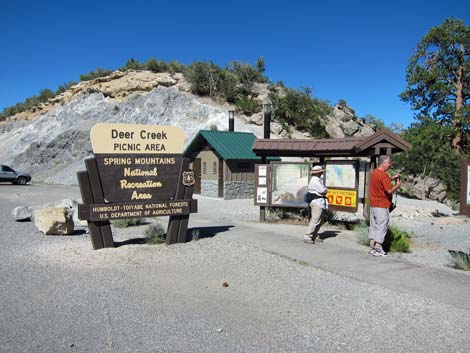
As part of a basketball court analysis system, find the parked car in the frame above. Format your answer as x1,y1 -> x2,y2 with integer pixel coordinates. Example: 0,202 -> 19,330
0,165 -> 32,185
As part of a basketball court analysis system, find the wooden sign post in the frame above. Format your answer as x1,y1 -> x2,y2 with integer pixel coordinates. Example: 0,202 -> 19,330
77,123 -> 197,250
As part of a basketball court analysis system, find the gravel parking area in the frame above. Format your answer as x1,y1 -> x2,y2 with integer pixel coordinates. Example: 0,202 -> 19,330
1,184 -> 470,353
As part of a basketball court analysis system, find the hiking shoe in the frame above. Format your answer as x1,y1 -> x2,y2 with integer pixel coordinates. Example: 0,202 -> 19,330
373,248 -> 389,257
368,247 -> 377,255
304,238 -> 315,244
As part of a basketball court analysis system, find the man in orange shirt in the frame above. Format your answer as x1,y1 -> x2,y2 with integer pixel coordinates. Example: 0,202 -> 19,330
368,155 -> 401,256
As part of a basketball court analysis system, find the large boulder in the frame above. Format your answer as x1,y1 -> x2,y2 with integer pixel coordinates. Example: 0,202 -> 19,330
44,198 -> 83,225
324,103 -> 375,138
34,207 -> 74,235
400,175 -> 448,203
11,206 -> 33,221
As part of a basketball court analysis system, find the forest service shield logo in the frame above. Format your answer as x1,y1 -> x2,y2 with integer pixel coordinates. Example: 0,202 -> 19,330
182,171 -> 195,186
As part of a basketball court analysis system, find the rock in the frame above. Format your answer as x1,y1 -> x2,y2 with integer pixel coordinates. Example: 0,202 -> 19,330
324,103 -> 375,138
0,71 -> 377,187
1,85 -> 271,184
400,175 -> 448,203
251,82 -> 271,104
34,207 -> 74,235
12,206 -> 33,221
244,111 -> 264,126
48,198 -> 77,208
45,198 -> 87,226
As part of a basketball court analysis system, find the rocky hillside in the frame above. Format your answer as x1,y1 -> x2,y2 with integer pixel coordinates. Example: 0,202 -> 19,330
0,70 -> 374,185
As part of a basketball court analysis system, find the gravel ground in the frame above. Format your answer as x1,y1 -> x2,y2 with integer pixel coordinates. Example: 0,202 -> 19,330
1,184 -> 470,353
389,195 -> 470,269
193,193 -> 470,271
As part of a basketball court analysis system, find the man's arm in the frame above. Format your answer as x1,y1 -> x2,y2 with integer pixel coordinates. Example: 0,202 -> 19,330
386,176 -> 401,195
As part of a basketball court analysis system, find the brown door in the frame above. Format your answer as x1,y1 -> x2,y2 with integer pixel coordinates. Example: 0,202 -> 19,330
193,158 -> 201,194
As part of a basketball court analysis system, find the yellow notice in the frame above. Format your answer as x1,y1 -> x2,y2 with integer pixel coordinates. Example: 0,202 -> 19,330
327,189 -> 357,208
90,123 -> 185,154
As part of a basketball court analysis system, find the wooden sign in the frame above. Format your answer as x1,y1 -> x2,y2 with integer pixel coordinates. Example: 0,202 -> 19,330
327,189 -> 358,210
77,123 -> 197,250
78,199 -> 197,221
90,123 -> 184,154
254,164 -> 271,206
325,160 -> 359,212
91,123 -> 185,203
460,159 -> 470,216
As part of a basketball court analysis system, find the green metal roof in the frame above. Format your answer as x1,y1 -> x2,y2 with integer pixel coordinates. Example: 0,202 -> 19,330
184,130 -> 279,161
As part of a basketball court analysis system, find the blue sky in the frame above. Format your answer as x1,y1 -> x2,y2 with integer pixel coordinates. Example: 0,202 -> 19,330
1,0 -> 469,127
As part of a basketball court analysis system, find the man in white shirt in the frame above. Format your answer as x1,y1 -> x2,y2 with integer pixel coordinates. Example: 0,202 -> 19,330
304,165 -> 328,244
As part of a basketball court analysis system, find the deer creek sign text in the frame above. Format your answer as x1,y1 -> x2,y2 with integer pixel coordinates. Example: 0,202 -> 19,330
110,128 -> 169,152
90,123 -> 185,203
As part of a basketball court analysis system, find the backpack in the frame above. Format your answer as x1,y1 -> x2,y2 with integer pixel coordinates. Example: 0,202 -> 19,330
304,192 -> 313,203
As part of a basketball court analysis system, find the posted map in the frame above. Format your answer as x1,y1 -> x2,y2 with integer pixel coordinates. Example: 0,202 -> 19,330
325,162 -> 356,188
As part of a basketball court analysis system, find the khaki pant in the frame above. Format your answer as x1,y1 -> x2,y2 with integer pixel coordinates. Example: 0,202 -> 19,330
368,207 -> 389,244
305,202 -> 324,240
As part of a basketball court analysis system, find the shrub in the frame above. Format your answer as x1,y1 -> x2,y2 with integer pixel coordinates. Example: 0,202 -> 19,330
447,200 -> 460,211
323,209 -> 338,225
266,207 -> 283,222
229,61 -> 267,84
383,226 -> 411,253
144,222 -> 167,244
235,93 -> 261,116
356,231 -> 370,247
39,88 -> 55,101
144,57 -> 169,73
123,58 -> 143,71
0,85 -> 67,120
265,207 -> 310,223
80,67 -> 113,81
355,224 -> 411,253
56,81 -> 78,95
167,60 -> 185,74
353,221 -> 370,246
220,71 -> 238,103
269,87 -> 331,138
448,249 -> 470,271
186,61 -> 224,97
256,57 -> 265,74
111,218 -> 146,228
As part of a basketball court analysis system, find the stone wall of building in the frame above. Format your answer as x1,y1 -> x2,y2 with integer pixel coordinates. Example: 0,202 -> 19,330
201,179 -> 219,198
224,181 -> 255,200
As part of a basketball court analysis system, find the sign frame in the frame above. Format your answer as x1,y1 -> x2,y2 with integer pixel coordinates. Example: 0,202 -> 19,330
324,160 -> 359,213
254,164 -> 272,206
77,123 -> 197,250
268,161 -> 311,208
460,159 -> 470,216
